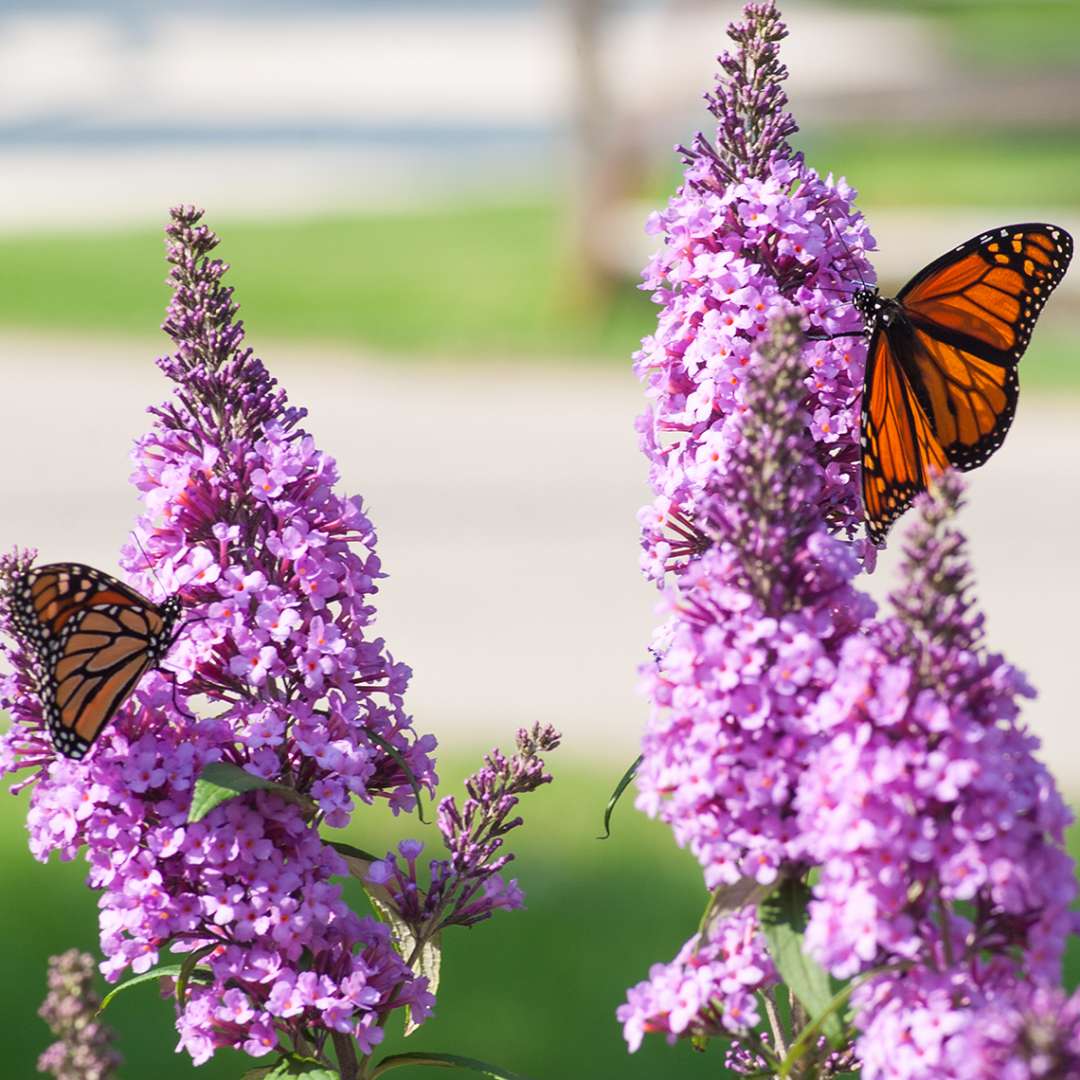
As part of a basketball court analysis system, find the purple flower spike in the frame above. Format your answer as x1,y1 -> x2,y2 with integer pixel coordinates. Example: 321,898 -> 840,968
369,724 -> 561,933
625,4 -> 1080,1069
636,316 -> 875,891
682,1 -> 798,186
801,476 -> 1076,1076
1,207 -> 438,1065
37,950 -> 121,1080
636,2 -> 875,582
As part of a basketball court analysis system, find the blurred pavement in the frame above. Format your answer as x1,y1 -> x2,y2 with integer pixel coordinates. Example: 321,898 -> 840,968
0,335 -> 1077,790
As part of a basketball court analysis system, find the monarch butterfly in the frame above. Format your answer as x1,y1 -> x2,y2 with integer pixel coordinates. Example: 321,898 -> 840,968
842,222 -> 1072,544
7,562 -> 183,759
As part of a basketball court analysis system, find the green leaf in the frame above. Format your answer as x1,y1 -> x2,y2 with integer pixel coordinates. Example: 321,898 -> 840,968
97,964 -> 183,1014
176,942 -> 218,1006
365,731 -> 429,823
370,1052 -> 532,1079
331,840 -> 442,1033
759,878 -> 842,1046
696,877 -> 775,940
777,960 -> 908,1077
327,839 -> 382,864
240,1069 -> 275,1080
188,761 -> 314,824
403,931 -> 442,1037
596,754 -> 642,839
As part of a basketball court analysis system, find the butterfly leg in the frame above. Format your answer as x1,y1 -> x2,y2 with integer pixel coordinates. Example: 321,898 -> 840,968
162,665 -> 197,721
805,331 -> 866,342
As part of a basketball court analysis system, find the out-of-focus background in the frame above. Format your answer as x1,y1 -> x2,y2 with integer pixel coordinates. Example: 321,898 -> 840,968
0,1 -> 1077,1076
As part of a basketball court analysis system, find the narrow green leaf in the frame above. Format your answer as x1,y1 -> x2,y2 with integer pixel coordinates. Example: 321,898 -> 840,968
327,839 -> 382,864
97,964 -> 183,1014
366,731 -> 429,823
759,878 -> 842,1045
777,979 -> 858,1077
597,754 -> 642,839
188,761 -> 314,823
370,1052 -> 531,1079
239,1068 -> 275,1080
176,942 -> 218,1006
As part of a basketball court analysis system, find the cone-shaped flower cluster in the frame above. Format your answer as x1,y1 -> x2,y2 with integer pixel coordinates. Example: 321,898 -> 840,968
1,207 -> 437,1064
624,3 -> 1078,1071
634,2 -> 875,582
37,950 -> 121,1080
808,473 -> 1077,1077
636,315 -> 874,891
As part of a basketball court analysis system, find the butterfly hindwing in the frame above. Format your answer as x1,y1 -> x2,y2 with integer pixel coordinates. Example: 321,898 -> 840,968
11,563 -> 180,759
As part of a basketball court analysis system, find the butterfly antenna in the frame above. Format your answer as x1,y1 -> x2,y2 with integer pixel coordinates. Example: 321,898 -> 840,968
825,212 -> 869,292
131,531 -> 169,601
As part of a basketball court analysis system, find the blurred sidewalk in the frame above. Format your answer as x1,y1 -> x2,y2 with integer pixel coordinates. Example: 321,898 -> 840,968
0,335 -> 1077,792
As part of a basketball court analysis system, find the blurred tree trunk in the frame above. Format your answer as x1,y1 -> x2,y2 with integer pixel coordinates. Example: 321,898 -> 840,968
561,0 -> 618,309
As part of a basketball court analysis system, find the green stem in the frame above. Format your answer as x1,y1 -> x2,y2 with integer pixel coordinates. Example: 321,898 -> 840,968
333,1031 -> 360,1080
761,986 -> 788,1059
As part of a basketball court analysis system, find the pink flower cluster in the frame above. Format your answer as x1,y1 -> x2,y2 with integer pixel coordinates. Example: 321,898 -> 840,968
634,77 -> 874,579
622,3 -> 1078,1071
367,724 -> 560,932
1,207 -> 436,1065
617,908 -> 776,1052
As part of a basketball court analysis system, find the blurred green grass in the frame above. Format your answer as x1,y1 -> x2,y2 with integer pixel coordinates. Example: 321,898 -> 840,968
796,130 -> 1080,208
3,749 -> 1079,1079
0,132 -> 1077,375
0,205 -> 651,360
830,0 -> 1080,69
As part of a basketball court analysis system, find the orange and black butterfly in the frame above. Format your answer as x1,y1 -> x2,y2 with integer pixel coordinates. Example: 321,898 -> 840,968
8,563 -> 182,759
848,223 -> 1072,544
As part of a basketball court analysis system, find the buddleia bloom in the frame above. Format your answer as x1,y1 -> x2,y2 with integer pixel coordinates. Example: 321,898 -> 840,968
799,472 -> 1076,1078
369,724 -> 560,932
1,207 -> 437,1064
623,2 -> 1080,1069
635,0 -> 875,582
37,950 -> 121,1080
636,315 -> 874,892
625,316 -> 873,1053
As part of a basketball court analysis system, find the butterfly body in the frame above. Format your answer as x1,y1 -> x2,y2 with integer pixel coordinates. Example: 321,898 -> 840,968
8,563 -> 182,759
855,223 -> 1072,543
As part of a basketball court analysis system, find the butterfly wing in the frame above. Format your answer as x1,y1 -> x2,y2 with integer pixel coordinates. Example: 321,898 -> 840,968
13,563 -> 173,759
898,223 -> 1072,470
861,330 -> 950,544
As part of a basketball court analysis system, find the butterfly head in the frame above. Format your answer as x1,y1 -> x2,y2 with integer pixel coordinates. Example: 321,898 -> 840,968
161,594 -> 183,625
852,287 -> 882,331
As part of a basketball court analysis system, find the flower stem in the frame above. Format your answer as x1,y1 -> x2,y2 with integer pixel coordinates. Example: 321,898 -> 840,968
762,986 -> 788,1059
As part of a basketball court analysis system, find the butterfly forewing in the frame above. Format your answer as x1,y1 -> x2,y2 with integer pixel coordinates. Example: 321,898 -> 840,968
12,563 -> 180,759
860,223 -> 1072,543
900,224 -> 1072,361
